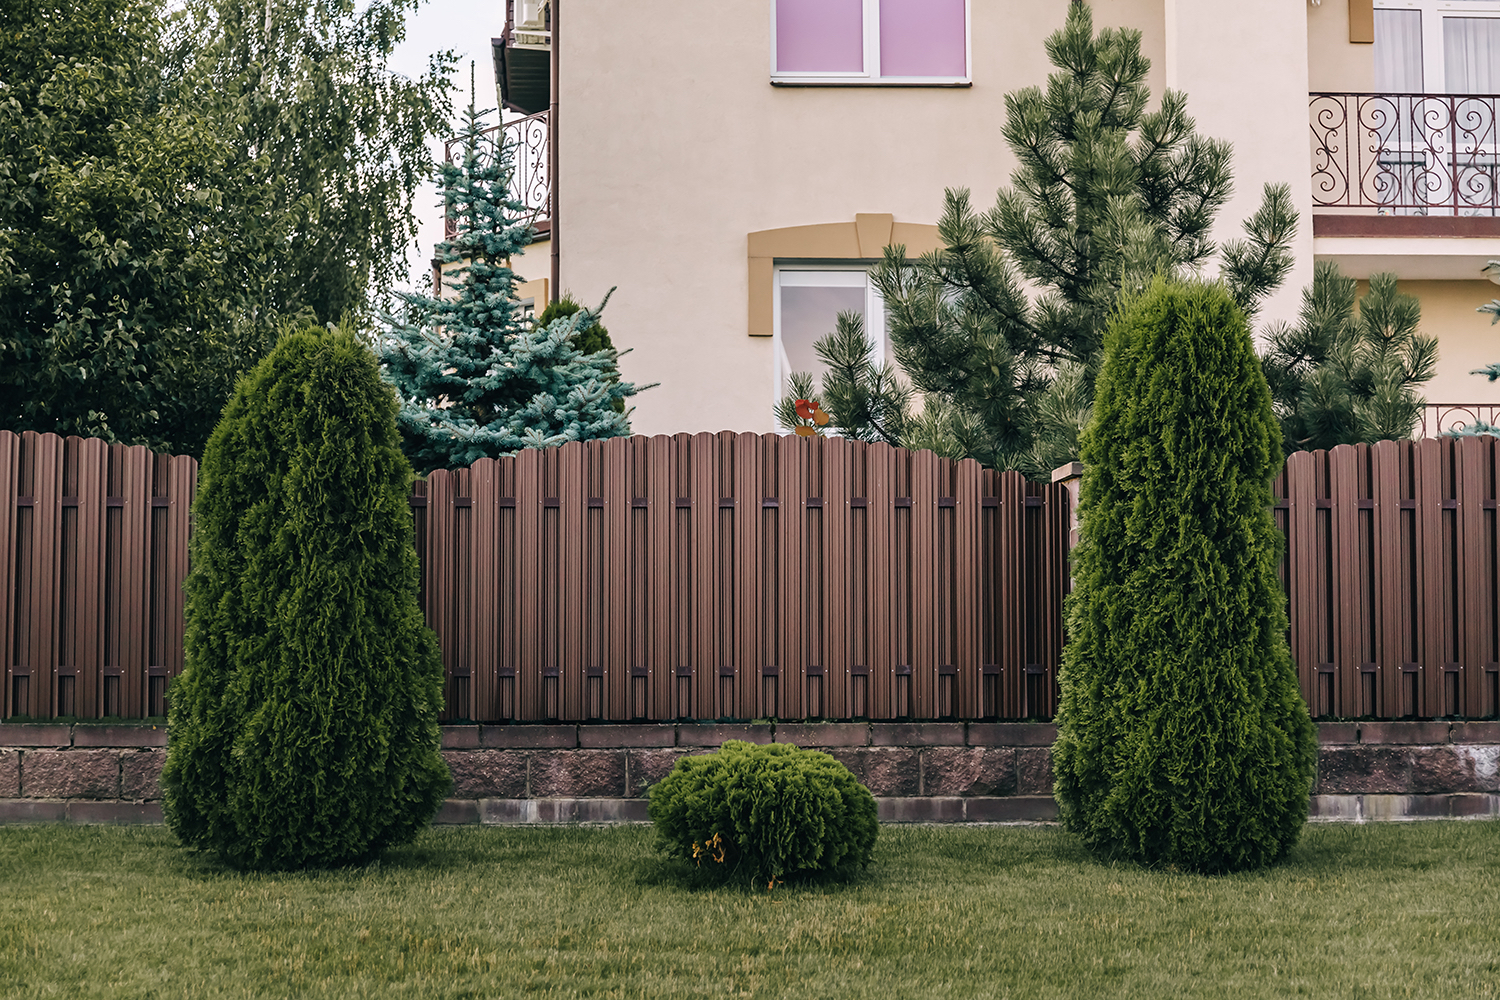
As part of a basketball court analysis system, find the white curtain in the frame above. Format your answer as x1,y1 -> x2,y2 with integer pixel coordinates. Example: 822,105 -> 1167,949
1375,9 -> 1423,92
1445,17 -> 1500,93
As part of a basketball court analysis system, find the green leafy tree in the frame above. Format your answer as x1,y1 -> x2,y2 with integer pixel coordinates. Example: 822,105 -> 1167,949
162,323 -> 449,870
1261,262 -> 1436,451
0,0 -> 453,456
1052,278 -> 1317,874
780,2 -> 1295,478
376,100 -> 644,472
0,0 -> 257,454
170,0 -> 454,324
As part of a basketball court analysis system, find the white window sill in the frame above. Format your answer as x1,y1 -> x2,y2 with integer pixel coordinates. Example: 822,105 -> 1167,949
771,77 -> 971,87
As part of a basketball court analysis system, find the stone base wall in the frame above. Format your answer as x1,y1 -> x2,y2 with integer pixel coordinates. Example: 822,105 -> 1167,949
2,721 -> 1498,825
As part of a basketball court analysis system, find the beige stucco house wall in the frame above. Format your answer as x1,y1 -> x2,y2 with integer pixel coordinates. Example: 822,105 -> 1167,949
533,0 -> 1500,437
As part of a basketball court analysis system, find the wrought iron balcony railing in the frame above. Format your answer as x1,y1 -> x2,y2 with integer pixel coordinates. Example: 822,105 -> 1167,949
1419,402 -> 1500,437
442,110 -> 550,242
1311,92 -> 1500,214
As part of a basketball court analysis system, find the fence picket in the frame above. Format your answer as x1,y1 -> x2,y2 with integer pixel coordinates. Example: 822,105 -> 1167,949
1457,436 -> 1492,717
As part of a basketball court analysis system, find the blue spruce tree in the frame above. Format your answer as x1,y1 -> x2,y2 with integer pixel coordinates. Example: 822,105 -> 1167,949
377,90 -> 642,472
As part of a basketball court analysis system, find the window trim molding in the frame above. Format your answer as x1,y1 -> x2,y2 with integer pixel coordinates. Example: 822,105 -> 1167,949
768,0 -> 972,86
747,214 -> 943,337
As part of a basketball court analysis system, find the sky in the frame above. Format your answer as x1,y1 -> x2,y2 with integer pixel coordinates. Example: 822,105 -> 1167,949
386,0 -> 507,293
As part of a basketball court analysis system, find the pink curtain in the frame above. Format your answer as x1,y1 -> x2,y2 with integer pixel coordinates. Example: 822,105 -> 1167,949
880,0 -> 966,78
776,0 -> 864,73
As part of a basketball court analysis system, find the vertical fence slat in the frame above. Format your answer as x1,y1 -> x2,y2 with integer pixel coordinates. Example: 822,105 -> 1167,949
559,443 -> 585,722
732,433 -> 760,721
908,449 -> 937,719
18,433 -> 59,717
689,432 -> 715,721
823,437 -> 850,721
999,471 -> 1025,718
1457,435 -> 1490,716
776,437 -> 803,720
424,470 -> 455,720
514,449 -> 543,720
1372,440 -> 1404,719
602,438 -> 629,721
162,455 -> 194,695
647,435 -> 672,720
474,458 -> 501,721
71,438 -> 108,718
0,433 -> 15,717
954,459 -> 981,719
867,443 -> 894,720
1329,445 -> 1363,718
1044,477 -> 1071,717
1416,438 -> 1446,718
1285,451 -> 1320,714
117,446 -> 150,717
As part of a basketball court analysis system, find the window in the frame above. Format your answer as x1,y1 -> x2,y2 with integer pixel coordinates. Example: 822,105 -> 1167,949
773,267 -> 886,411
771,0 -> 969,85
1371,2 -> 1500,215
1375,1 -> 1500,92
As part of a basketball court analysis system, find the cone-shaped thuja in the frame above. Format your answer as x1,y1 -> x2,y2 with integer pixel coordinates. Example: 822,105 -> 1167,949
1052,278 -> 1316,873
163,324 -> 449,869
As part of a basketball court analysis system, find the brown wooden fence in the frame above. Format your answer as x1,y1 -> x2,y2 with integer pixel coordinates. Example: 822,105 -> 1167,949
1275,436 -> 1500,721
414,432 -> 1071,723
6,429 -> 1497,723
0,431 -> 196,720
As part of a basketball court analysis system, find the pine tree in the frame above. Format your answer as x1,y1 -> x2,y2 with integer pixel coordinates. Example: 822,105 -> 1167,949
772,312 -> 914,444
162,323 -> 449,870
781,2 -> 1296,478
536,294 -> 626,412
1052,278 -> 1317,874
376,93 -> 643,473
1261,261 -> 1436,451
1459,261 -> 1500,436
537,294 -> 615,357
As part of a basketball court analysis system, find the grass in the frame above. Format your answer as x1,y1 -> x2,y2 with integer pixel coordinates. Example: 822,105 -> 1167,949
1,822 -> 1497,999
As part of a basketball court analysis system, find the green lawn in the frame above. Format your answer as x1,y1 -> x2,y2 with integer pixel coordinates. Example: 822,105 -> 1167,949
1,821 -> 1497,999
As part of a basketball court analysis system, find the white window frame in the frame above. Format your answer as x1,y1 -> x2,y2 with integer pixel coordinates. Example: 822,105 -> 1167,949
773,265 -> 887,416
769,0 -> 971,86
1376,0 -> 1500,93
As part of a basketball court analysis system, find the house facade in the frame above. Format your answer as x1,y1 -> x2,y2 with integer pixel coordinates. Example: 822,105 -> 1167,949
493,0 -> 1500,438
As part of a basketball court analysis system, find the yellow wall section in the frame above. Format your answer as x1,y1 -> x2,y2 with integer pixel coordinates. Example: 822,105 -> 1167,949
1364,280 -> 1500,405
1308,0 -> 1373,92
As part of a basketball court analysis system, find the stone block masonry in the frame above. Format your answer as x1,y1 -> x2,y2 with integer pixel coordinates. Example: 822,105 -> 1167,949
1,721 -> 1497,825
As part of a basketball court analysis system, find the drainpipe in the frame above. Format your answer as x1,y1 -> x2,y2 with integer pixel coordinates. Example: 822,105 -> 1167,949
549,0 -> 559,304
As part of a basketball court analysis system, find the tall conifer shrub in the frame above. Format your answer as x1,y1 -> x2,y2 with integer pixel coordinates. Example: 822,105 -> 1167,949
1052,278 -> 1316,874
163,324 -> 449,870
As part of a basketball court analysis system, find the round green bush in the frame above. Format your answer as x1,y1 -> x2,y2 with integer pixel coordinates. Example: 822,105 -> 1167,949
1052,278 -> 1318,874
162,323 -> 450,870
648,741 -> 878,886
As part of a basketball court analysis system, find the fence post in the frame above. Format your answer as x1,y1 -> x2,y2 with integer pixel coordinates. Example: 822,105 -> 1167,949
1050,462 -> 1083,555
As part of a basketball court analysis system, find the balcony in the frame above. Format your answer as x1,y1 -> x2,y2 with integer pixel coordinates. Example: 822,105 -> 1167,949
1419,402 -> 1500,437
1310,92 -> 1500,218
494,0 -> 550,116
443,111 -> 550,242
1308,92 -> 1500,282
